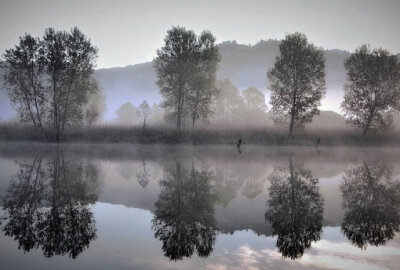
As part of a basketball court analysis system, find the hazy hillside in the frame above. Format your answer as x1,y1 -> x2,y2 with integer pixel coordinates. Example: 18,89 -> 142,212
93,40 -> 350,120
0,40 -> 365,121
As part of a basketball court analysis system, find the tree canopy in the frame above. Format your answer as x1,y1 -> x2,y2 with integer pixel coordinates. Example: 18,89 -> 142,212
3,27 -> 99,141
154,26 -> 220,132
267,32 -> 326,139
341,45 -> 400,137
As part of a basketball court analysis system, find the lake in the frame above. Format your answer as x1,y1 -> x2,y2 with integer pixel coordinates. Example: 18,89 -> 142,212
0,143 -> 399,270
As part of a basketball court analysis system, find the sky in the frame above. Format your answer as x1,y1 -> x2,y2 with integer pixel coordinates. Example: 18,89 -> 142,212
0,0 -> 399,69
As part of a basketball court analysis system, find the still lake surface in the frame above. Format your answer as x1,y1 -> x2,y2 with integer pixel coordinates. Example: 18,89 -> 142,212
0,143 -> 399,270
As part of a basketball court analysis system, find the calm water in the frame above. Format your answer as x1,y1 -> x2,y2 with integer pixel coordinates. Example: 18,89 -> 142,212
0,143 -> 399,270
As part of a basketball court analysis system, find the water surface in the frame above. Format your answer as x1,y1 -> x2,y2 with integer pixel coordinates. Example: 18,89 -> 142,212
0,143 -> 399,270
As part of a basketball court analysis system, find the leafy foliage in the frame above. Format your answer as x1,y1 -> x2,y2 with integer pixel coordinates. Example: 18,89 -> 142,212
341,45 -> 400,137
3,27 -> 98,141
267,33 -> 326,138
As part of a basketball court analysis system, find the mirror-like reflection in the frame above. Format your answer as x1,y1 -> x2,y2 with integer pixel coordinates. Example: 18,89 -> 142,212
265,157 -> 324,259
1,144 -> 400,269
152,161 -> 218,260
0,149 -> 99,258
341,162 -> 400,249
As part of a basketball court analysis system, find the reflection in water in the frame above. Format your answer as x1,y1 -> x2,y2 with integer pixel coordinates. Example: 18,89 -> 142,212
136,159 -> 151,188
0,150 -> 99,258
152,161 -> 218,260
265,157 -> 324,259
341,162 -> 400,249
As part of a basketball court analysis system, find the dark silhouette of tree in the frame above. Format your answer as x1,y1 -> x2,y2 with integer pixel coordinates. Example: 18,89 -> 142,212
341,45 -> 400,137
154,26 -> 220,133
0,150 -> 98,258
267,33 -> 326,140
265,157 -> 323,259
152,161 -> 217,260
3,34 -> 46,138
187,31 -> 220,130
341,162 -> 400,249
3,27 -> 99,141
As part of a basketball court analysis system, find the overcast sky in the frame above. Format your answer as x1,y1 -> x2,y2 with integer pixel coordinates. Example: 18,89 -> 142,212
0,0 -> 399,68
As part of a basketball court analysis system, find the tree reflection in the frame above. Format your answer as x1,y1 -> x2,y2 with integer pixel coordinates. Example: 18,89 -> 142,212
0,150 -> 99,258
265,157 -> 323,259
341,162 -> 400,249
136,159 -> 151,188
152,161 -> 217,260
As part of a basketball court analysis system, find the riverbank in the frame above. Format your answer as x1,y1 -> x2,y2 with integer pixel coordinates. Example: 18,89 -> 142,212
0,124 -> 399,146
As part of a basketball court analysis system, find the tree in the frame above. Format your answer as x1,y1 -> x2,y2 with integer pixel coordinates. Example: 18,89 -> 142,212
40,27 -> 98,141
214,79 -> 244,123
341,45 -> 400,137
115,102 -> 138,125
148,103 -> 164,124
137,100 -> 151,129
340,162 -> 400,249
187,31 -> 220,130
154,26 -> 197,133
265,157 -> 323,259
243,87 -> 267,113
3,28 -> 98,141
267,33 -> 326,139
3,34 -> 46,137
154,26 -> 220,132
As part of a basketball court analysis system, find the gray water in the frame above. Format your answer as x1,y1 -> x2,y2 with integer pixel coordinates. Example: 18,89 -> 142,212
0,143 -> 399,270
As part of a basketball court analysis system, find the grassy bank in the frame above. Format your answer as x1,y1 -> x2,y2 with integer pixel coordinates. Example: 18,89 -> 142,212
1,123 -> 399,146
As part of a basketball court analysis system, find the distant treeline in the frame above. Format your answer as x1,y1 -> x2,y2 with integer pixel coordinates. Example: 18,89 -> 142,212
1,26 -> 400,143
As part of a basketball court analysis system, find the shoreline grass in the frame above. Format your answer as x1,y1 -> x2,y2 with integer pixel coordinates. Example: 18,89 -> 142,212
1,123 -> 400,146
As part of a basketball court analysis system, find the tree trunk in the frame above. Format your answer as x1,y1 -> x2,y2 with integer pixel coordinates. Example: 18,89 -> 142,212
192,116 -> 196,131
362,109 -> 375,138
288,110 -> 295,141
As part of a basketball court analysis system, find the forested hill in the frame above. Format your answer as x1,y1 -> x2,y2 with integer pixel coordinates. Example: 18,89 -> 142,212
1,40 -> 398,121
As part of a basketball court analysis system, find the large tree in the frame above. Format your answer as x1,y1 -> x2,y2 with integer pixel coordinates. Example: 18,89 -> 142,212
187,31 -> 220,130
3,27 -> 98,142
341,45 -> 400,137
154,26 -> 220,132
3,34 -> 46,137
40,27 -> 98,141
267,33 -> 326,139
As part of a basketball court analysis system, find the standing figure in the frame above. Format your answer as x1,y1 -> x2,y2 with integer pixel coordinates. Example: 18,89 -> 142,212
237,138 -> 242,148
